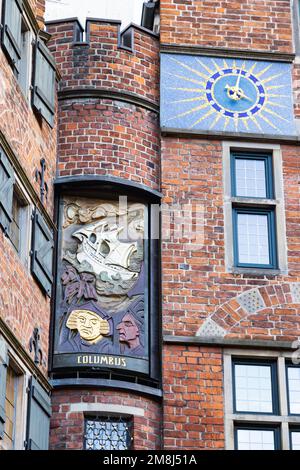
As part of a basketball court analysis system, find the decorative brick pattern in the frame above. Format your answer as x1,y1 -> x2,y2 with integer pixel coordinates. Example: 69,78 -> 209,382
196,318 -> 226,338
290,283 -> 300,303
237,289 -> 265,314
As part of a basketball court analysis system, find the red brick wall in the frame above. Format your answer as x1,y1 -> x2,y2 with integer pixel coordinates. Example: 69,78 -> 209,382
50,389 -> 162,450
47,20 -> 159,105
161,138 -> 300,337
163,345 -> 224,449
161,137 -> 300,447
47,19 -> 160,189
160,0 -> 293,53
28,0 -> 46,27
0,54 -> 56,216
0,2 -> 56,376
57,99 -> 159,188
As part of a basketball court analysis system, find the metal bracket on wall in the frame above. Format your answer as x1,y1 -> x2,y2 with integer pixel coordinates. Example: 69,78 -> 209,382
35,158 -> 48,204
29,327 -> 43,366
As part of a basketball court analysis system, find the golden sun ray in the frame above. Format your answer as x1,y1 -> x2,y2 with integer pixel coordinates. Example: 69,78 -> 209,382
223,117 -> 230,131
167,96 -> 207,105
248,62 -> 257,75
263,107 -> 289,122
258,113 -> 281,131
165,102 -> 211,122
211,59 -> 221,72
165,71 -> 206,87
196,59 -> 214,75
223,58 -> 229,69
209,113 -> 223,130
267,93 -> 290,98
256,64 -> 272,78
265,84 -> 286,91
190,109 -> 215,129
261,73 -> 285,85
242,118 -> 249,131
166,87 -> 206,95
170,57 -> 210,80
250,115 -> 263,132
234,117 -> 238,132
266,101 -> 288,109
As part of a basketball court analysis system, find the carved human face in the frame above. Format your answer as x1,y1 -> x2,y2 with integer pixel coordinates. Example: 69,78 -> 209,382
76,311 -> 107,343
117,314 -> 139,343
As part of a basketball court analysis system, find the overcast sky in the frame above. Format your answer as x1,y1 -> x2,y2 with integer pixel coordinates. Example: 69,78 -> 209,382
45,0 -> 145,27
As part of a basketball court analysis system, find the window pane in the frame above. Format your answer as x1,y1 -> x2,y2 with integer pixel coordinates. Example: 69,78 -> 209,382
84,417 -> 133,450
287,367 -> 300,414
235,158 -> 267,198
291,431 -> 300,450
3,367 -> 18,450
236,429 -> 275,450
237,213 -> 270,265
234,364 -> 273,413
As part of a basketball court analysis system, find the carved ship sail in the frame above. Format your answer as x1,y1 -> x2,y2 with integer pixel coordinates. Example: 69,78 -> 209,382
73,220 -> 139,281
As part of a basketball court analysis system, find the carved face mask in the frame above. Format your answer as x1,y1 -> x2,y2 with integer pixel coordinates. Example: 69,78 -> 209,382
117,313 -> 139,343
66,309 -> 110,344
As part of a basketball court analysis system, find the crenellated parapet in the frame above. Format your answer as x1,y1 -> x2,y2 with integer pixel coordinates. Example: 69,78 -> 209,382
46,18 -> 159,108
45,18 -> 160,189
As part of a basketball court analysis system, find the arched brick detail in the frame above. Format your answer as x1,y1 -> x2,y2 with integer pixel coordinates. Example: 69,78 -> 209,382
198,283 -> 300,342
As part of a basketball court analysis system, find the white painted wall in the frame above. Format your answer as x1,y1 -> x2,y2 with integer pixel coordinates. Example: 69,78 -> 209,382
45,0 -> 145,28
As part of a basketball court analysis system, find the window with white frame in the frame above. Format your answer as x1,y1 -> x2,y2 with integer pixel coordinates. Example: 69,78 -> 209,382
224,351 -> 300,450
223,142 -> 288,275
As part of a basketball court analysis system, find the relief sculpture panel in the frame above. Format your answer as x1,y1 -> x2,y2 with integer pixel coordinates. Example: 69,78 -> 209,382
52,196 -> 149,374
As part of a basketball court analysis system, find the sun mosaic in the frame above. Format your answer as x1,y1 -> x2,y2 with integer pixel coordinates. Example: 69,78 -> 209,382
160,54 -> 297,136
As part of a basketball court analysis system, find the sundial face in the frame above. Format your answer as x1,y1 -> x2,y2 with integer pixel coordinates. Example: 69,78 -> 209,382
161,54 -> 296,136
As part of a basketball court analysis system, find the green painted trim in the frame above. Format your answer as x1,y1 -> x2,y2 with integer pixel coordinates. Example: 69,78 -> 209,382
0,130 -> 56,230
0,317 -> 51,393
231,152 -> 274,199
232,207 -> 277,269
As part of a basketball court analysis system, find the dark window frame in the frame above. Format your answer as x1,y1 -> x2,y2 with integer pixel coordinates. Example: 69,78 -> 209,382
232,206 -> 277,269
231,151 -> 274,199
234,423 -> 281,450
289,426 -> 300,450
286,362 -> 300,417
232,358 -> 279,416
230,151 -> 278,270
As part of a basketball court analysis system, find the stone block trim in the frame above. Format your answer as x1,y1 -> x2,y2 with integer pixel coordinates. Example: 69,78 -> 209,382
50,389 -> 161,450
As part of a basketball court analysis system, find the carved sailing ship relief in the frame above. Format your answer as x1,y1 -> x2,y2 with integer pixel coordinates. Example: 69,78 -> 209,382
73,220 -> 139,282
54,197 -> 147,369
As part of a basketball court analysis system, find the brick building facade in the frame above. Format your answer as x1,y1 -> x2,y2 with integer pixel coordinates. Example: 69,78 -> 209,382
1,0 -> 300,451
